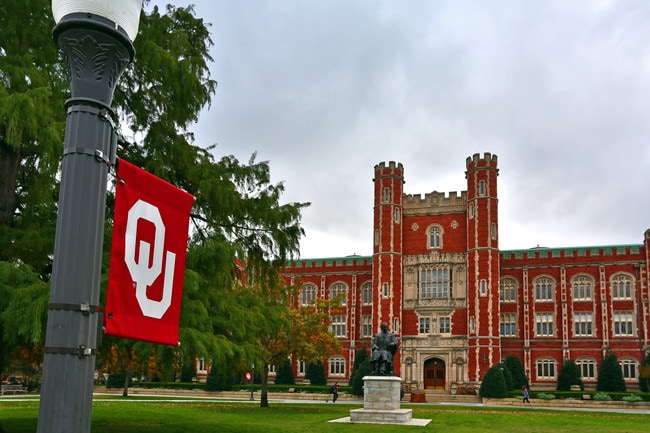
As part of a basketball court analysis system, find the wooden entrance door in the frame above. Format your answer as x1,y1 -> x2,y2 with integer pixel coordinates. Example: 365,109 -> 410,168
424,358 -> 445,389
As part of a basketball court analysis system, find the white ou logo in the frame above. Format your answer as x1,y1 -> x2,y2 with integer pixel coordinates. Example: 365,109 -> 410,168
124,199 -> 176,319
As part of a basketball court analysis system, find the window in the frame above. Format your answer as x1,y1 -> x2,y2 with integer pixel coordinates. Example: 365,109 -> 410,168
612,274 -> 633,300
419,267 -> 451,299
362,283 -> 373,305
301,284 -> 317,306
383,188 -> 390,203
395,208 -> 400,223
469,202 -> 474,219
268,364 -> 276,375
297,361 -> 306,377
428,225 -> 442,249
480,279 -> 487,296
573,312 -> 593,336
500,278 -> 517,302
329,356 -> 346,376
491,223 -> 497,240
500,313 -> 517,337
613,312 -> 634,336
393,318 -> 399,333
197,358 -> 206,373
470,317 -> 475,334
534,277 -> 554,301
362,316 -> 372,338
331,315 -> 347,338
619,359 -> 637,380
330,283 -> 347,306
439,317 -> 451,334
536,358 -> 556,379
419,318 -> 430,334
535,313 -> 554,337
572,275 -> 593,301
382,283 -> 389,298
576,358 -> 596,380
479,180 -> 486,196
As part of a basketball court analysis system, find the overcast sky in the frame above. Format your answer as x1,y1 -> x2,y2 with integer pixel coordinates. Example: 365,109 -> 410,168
148,0 -> 650,258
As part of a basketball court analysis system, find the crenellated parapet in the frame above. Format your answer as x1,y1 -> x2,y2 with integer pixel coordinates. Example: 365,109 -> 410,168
465,152 -> 498,168
285,255 -> 373,270
374,161 -> 404,173
403,190 -> 467,215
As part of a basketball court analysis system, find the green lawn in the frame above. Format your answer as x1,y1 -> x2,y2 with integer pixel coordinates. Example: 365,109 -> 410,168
2,398 -> 649,432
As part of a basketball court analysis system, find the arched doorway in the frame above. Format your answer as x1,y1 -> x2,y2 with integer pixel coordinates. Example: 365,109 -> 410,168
424,358 -> 445,390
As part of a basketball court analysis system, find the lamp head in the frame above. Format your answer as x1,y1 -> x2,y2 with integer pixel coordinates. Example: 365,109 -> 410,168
52,0 -> 143,41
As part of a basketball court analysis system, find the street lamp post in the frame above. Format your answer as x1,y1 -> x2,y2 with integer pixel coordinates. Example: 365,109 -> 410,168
37,2 -> 142,432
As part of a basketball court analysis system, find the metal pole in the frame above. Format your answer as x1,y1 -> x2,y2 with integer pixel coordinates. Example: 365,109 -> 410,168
37,15 -> 134,433
250,367 -> 254,401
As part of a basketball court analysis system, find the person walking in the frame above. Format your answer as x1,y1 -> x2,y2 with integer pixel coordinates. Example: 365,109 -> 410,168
522,385 -> 531,406
332,382 -> 339,403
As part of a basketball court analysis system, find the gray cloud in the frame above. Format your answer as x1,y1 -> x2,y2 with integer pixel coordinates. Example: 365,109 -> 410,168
150,0 -> 650,257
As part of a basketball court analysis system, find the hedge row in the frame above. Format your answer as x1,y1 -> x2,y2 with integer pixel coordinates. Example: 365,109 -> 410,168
105,381 -> 352,395
507,389 -> 650,402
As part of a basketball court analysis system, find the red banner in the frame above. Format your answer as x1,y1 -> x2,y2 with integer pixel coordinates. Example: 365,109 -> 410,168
105,159 -> 194,345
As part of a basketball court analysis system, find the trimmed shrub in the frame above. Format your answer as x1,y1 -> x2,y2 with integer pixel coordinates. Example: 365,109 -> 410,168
593,392 -> 612,401
622,394 -> 643,403
305,361 -> 327,386
536,393 -> 556,400
274,359 -> 295,385
479,365 -> 508,398
557,359 -> 583,391
597,353 -> 626,392
349,350 -> 373,396
503,356 -> 529,390
639,353 -> 650,392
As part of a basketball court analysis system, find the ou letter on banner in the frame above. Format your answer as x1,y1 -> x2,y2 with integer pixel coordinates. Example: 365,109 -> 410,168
105,159 -> 194,345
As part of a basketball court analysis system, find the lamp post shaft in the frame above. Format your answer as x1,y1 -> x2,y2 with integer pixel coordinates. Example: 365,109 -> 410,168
37,17 -> 133,433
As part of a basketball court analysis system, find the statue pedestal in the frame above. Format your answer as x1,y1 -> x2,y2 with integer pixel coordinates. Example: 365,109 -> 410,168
349,376 -> 412,424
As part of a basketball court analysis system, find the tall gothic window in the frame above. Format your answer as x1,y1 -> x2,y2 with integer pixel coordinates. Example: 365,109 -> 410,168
500,277 -> 517,302
361,282 -> 373,305
420,267 -> 451,299
330,282 -> 347,306
612,274 -> 633,300
572,275 -> 593,301
427,225 -> 442,249
534,277 -> 554,301
301,284 -> 317,306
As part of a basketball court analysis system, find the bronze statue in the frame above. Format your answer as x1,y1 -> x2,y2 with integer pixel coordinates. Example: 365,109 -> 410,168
370,322 -> 398,375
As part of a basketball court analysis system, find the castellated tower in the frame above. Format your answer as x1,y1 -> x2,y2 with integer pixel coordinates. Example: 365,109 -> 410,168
372,161 -> 404,375
465,153 -> 500,381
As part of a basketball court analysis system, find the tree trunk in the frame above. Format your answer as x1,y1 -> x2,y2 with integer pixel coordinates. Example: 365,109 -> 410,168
0,142 -> 22,227
122,369 -> 131,397
260,362 -> 269,407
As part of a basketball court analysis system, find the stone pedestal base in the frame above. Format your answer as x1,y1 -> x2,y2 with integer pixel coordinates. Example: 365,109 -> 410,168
349,376 -> 413,424
350,408 -> 413,424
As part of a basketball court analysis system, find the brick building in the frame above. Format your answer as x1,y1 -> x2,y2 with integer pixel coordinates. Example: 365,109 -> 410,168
281,153 -> 650,392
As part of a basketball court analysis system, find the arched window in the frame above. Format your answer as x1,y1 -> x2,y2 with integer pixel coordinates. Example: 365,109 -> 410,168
361,282 -> 373,305
611,273 -> 634,300
329,355 -> 346,376
500,277 -> 517,302
571,274 -> 594,301
301,284 -> 317,306
533,276 -> 554,301
619,358 -> 638,380
575,357 -> 597,380
427,225 -> 443,249
330,282 -> 347,306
